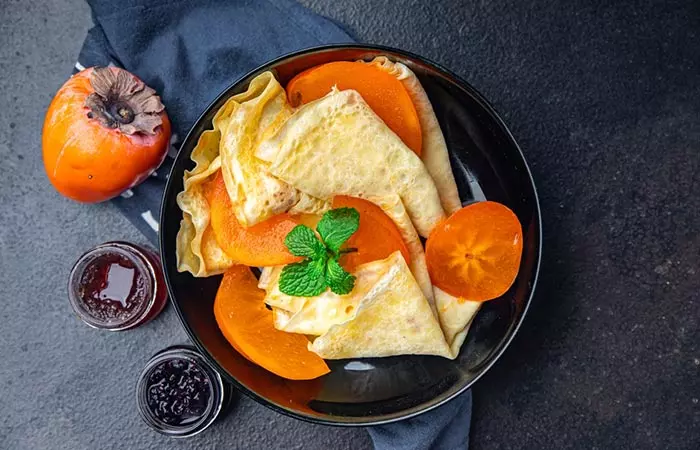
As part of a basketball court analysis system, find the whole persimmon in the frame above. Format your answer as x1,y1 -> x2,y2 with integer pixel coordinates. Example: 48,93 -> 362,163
42,67 -> 171,203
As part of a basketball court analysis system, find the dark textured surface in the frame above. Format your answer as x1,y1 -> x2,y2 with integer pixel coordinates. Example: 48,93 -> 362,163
1,0 -> 698,449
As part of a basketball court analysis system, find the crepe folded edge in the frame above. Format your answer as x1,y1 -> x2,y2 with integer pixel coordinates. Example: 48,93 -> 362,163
308,251 -> 452,359
256,88 -> 446,238
176,95 -> 240,277
176,71 -> 329,277
363,56 -> 462,215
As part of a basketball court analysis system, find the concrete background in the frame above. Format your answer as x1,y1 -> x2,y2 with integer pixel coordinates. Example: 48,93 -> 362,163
1,0 -> 698,449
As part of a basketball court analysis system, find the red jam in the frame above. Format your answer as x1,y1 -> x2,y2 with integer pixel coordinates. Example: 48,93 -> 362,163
69,242 -> 167,330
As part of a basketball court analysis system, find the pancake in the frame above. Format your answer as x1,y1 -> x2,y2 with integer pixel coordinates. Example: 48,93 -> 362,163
369,195 -> 435,315
260,259 -> 384,336
257,266 -> 278,291
176,97 -> 238,276
309,251 -> 451,359
370,196 -> 480,358
258,266 -> 307,314
256,89 -> 446,238
218,71 -> 329,227
363,57 -> 462,214
434,287 -> 481,357
176,72 -> 328,277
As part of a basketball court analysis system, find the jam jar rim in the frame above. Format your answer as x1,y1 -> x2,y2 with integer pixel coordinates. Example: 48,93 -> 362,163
136,346 -> 225,438
68,241 -> 159,331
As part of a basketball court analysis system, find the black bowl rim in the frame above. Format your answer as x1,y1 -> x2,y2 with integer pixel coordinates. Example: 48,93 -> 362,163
159,43 -> 542,427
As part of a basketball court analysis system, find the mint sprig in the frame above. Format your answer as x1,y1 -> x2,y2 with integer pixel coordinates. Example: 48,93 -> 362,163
279,207 -> 359,296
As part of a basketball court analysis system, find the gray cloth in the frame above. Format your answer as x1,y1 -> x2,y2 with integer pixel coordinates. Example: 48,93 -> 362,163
368,392 -> 472,450
75,0 -> 472,448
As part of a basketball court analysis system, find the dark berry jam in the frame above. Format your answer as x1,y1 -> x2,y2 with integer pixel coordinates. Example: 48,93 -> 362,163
137,346 -> 230,437
146,358 -> 211,426
69,242 -> 167,330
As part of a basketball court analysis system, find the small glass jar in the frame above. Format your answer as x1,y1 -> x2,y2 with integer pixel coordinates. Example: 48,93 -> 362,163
136,346 -> 232,438
68,241 -> 167,331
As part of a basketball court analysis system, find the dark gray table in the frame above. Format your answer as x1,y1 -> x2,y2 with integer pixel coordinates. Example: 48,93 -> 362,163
1,1 -> 698,449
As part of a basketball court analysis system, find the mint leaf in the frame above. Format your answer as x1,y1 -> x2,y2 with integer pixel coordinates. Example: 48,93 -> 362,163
317,207 -> 360,252
279,207 -> 360,297
278,257 -> 328,297
326,258 -> 356,295
284,225 -> 325,258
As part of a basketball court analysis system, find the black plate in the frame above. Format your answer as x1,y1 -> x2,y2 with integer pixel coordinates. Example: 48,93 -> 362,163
160,44 -> 541,426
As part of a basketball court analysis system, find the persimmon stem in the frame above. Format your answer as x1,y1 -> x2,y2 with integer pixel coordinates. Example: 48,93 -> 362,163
84,67 -> 164,135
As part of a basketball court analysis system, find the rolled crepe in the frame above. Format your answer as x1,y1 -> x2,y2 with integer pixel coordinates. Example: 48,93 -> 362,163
309,251 -> 451,359
256,89 -> 446,238
363,57 -> 462,215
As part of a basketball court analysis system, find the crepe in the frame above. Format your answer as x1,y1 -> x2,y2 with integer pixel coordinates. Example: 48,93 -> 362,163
434,287 -> 481,356
272,293 -> 357,337
365,60 -> 481,356
256,89 -> 446,238
309,251 -> 452,359
272,308 -> 292,329
259,195 -> 479,357
176,72 -> 329,277
257,266 -> 278,291
369,195 -> 435,315
370,195 -> 480,358
219,72 -> 329,227
259,261 -> 384,336
363,57 -> 462,215
258,266 -> 307,314
176,97 -> 239,276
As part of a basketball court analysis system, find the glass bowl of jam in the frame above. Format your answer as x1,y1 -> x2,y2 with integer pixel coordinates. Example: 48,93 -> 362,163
68,241 -> 167,331
136,346 -> 231,437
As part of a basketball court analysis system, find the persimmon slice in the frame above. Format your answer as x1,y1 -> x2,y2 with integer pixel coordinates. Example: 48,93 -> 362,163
333,196 -> 411,272
204,171 -> 300,267
286,61 -> 423,156
426,201 -> 523,301
214,266 -> 330,380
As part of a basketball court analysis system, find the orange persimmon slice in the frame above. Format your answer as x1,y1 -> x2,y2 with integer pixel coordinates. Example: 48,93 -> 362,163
204,171 -> 300,267
214,266 -> 330,380
286,61 -> 423,156
333,196 -> 411,272
426,201 -> 523,301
